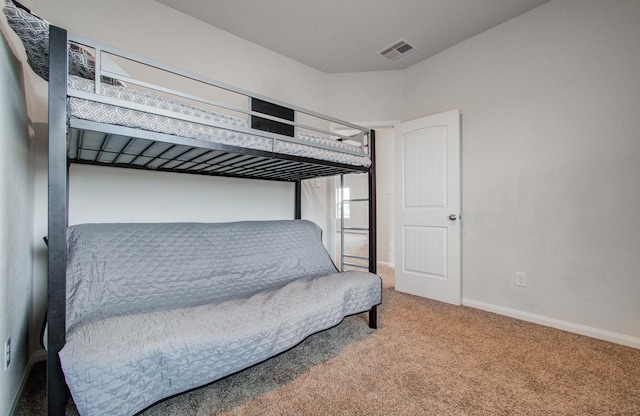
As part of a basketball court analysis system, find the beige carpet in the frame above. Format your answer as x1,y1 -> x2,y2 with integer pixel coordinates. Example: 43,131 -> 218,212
16,265 -> 640,415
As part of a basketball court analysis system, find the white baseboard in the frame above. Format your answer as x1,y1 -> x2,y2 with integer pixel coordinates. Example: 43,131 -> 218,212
9,350 -> 47,415
462,298 -> 640,350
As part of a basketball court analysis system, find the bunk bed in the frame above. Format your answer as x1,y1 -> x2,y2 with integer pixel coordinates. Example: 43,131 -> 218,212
3,1 -> 377,415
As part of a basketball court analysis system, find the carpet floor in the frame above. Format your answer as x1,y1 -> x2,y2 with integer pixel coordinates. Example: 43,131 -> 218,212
16,265 -> 640,415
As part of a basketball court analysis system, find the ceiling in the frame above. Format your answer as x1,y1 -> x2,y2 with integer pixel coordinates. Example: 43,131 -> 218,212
154,0 -> 550,73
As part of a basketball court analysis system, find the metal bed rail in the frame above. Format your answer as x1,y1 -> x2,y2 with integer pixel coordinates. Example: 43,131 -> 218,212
66,32 -> 372,159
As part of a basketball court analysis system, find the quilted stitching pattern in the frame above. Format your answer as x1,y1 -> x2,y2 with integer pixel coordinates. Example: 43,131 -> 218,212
70,96 -> 273,151
66,221 -> 338,331
69,76 -> 248,127
60,271 -> 381,416
60,221 -> 382,416
297,131 -> 364,152
275,138 -> 372,167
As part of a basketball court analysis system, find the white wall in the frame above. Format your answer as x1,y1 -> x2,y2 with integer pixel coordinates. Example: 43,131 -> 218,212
35,0 -> 329,110
404,0 -> 640,343
0,27 -> 34,414
68,165 -> 294,225
374,128 -> 395,266
328,71 -> 404,123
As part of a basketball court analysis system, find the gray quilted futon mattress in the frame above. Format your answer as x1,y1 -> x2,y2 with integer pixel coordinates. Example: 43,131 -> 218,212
59,220 -> 382,416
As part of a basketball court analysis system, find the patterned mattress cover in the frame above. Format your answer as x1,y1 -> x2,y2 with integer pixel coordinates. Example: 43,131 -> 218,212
68,76 -> 372,168
59,221 -> 382,415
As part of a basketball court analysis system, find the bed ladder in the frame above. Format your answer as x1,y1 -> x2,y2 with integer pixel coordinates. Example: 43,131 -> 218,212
338,169 -> 376,276
337,130 -> 377,329
339,174 -> 367,271
338,129 -> 376,275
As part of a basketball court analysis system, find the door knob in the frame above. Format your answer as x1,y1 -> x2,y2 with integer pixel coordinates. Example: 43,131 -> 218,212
448,214 -> 458,221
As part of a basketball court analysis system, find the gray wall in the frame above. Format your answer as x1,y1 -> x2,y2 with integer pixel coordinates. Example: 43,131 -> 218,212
0,28 -> 34,414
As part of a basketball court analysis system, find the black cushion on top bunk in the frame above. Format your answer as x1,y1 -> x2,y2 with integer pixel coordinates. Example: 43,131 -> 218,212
251,98 -> 295,137
2,0 -> 121,84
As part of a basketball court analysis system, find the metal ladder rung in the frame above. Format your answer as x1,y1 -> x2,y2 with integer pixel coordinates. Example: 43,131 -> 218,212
339,173 -> 373,273
342,262 -> 369,270
344,254 -> 369,261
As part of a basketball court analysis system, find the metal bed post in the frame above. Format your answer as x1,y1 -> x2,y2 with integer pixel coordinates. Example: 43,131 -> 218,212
47,25 -> 69,416
339,174 -> 345,272
368,130 -> 377,274
294,180 -> 302,219
368,130 -> 377,328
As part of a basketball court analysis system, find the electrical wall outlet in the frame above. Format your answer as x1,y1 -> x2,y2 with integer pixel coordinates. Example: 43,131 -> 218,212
4,338 -> 10,370
515,272 -> 527,287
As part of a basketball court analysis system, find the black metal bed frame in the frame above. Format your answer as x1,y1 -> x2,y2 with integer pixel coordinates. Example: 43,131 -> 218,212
46,25 -> 377,416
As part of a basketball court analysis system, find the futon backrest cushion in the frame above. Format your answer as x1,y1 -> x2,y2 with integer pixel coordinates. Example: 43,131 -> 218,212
65,220 -> 338,332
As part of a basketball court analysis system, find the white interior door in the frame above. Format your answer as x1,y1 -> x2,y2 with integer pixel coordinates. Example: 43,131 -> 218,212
394,109 -> 461,305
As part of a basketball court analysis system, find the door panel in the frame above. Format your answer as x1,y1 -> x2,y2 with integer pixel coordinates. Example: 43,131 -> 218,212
395,110 -> 461,305
404,225 -> 447,277
403,127 -> 447,208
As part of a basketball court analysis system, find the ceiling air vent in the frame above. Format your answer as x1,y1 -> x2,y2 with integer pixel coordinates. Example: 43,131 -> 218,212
378,38 -> 417,63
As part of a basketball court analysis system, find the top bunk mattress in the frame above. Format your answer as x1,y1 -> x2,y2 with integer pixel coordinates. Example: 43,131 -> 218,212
67,76 -> 372,168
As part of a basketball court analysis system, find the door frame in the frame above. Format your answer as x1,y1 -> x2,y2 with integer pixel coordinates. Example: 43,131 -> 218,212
329,121 -> 400,266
